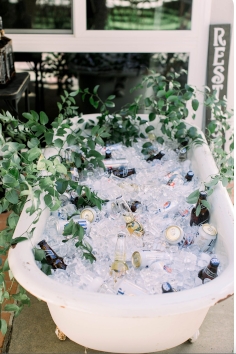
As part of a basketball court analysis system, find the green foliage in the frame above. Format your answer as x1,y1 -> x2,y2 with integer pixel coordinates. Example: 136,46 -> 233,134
0,69 -> 233,336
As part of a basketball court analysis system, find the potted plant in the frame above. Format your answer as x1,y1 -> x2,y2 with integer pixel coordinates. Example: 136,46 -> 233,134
0,70 -> 233,348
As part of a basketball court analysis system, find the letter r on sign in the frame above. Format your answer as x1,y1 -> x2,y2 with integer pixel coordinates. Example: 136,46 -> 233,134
213,27 -> 226,46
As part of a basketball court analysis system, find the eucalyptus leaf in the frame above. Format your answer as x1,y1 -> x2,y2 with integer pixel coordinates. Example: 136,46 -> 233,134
196,204 -> 201,216
145,125 -> 155,134
0,319 -> 7,335
5,190 -> 19,204
191,99 -> 199,111
201,200 -> 211,210
34,248 -> 46,261
40,111 -> 49,125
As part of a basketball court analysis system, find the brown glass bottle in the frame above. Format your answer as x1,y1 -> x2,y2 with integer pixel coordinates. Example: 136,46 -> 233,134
105,149 -> 112,159
190,191 -> 210,226
185,171 -> 194,181
130,200 -> 141,212
198,257 -> 220,284
146,151 -> 165,162
112,168 -> 136,178
38,240 -> 67,270
162,282 -> 174,293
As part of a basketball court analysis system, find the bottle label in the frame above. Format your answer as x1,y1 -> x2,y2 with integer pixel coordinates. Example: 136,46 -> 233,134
117,288 -> 125,295
163,201 -> 171,209
45,249 -> 57,259
191,217 -> 209,227
203,266 -> 218,279
162,283 -> 171,292
163,265 -> 172,273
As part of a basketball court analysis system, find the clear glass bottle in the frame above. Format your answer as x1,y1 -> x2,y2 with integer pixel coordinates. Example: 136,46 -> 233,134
57,217 -> 91,235
178,147 -> 187,162
114,278 -> 148,296
110,231 -> 129,278
132,250 -> 169,269
116,196 -> 144,237
81,274 -> 115,294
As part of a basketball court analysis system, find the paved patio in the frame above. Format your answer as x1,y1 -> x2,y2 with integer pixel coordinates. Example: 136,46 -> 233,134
5,292 -> 234,353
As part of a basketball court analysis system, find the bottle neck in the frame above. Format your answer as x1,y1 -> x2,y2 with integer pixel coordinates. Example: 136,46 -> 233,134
196,195 -> 207,207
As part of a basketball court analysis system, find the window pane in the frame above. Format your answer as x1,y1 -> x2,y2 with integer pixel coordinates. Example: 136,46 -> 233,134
68,52 -> 189,113
0,0 -> 72,32
87,0 -> 192,30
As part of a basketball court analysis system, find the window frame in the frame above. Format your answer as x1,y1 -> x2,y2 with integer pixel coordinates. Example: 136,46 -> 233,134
9,0 -> 212,129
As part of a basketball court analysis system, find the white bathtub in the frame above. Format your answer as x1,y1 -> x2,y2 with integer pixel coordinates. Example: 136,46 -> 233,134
8,115 -> 234,353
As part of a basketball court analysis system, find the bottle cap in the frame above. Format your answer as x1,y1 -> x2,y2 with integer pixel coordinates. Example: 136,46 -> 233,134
80,207 -> 97,223
162,282 -> 173,293
105,149 -> 112,158
210,257 -> 220,267
178,148 -> 187,160
187,170 -> 194,177
131,251 -> 142,268
165,225 -> 184,244
180,147 -> 187,154
199,190 -> 208,198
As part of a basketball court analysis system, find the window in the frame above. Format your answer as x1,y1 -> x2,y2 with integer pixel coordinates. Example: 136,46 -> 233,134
1,0 -> 72,33
4,0 -> 212,128
87,0 -> 192,30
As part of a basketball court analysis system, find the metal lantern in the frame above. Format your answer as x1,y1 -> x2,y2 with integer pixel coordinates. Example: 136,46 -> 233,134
0,16 -> 16,86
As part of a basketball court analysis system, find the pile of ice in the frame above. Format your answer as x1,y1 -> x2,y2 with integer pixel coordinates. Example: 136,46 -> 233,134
37,138 -> 225,295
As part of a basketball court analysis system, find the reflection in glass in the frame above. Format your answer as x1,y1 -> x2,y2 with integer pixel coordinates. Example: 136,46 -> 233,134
66,52 -> 189,113
0,0 -> 72,32
87,0 -> 192,30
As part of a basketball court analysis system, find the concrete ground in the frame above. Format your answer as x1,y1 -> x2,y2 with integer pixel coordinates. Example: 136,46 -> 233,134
5,293 -> 234,354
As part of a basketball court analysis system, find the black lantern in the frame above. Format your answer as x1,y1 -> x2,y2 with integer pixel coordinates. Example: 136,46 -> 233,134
0,16 -> 15,86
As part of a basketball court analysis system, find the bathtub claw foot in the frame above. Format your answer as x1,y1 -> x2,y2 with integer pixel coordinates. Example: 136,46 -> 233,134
188,329 -> 200,343
55,326 -> 66,341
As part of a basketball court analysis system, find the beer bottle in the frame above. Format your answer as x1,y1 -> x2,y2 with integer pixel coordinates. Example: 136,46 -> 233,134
178,148 -> 187,162
162,282 -> 174,293
130,200 -> 141,213
146,150 -> 165,162
115,278 -> 148,295
38,240 -> 67,270
190,191 -> 210,226
110,232 -> 129,278
116,196 -> 144,237
166,173 -> 178,186
179,137 -> 189,148
185,170 -> 194,181
112,168 -> 136,178
105,148 -> 112,159
198,257 -> 220,284
103,158 -> 128,169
